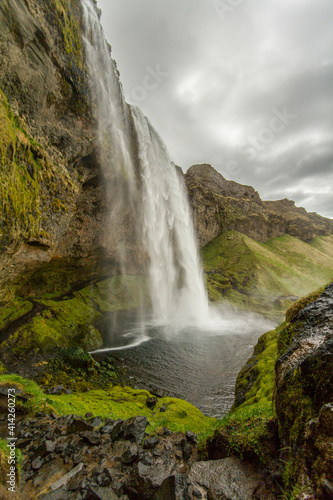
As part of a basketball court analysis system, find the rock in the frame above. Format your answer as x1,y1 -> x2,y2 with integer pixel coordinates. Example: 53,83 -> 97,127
122,416 -> 148,443
182,443 -> 193,461
189,457 -> 276,500
49,462 -> 84,491
151,388 -> 164,398
143,436 -> 159,449
31,456 -> 45,470
275,282 -> 333,496
100,419 -> 124,440
121,443 -> 138,465
83,486 -> 119,500
146,397 -> 158,409
186,431 -> 198,445
85,412 -> 93,418
185,164 -> 333,247
160,406 -> 166,413
47,385 -> 64,395
81,431 -> 101,446
153,474 -> 191,499
68,418 -> 95,434
88,417 -> 103,428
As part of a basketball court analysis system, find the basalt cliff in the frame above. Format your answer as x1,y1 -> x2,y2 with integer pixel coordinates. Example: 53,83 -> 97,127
185,163 -> 333,247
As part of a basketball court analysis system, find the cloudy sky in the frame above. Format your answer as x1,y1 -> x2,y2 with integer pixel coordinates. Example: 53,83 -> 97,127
98,0 -> 333,218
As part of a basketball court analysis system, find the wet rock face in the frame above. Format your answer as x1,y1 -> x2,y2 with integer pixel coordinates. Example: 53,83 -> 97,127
275,282 -> 333,498
185,164 -> 333,247
0,0 -> 146,302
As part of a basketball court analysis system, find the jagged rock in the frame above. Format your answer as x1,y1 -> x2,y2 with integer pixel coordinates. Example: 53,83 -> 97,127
121,443 -> 139,464
143,436 -> 159,449
68,418 -> 95,434
153,474 -> 191,499
49,463 -> 85,491
188,457 -> 276,500
185,164 -> 333,246
146,397 -> 158,409
84,486 -> 119,500
122,415 -> 148,443
47,385 -> 65,395
186,431 -> 198,445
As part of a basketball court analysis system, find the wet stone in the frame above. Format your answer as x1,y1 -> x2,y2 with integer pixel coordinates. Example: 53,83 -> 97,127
121,443 -> 138,464
143,436 -> 159,449
146,397 -> 158,409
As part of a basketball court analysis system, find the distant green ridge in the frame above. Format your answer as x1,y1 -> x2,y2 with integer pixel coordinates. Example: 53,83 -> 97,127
201,231 -> 333,317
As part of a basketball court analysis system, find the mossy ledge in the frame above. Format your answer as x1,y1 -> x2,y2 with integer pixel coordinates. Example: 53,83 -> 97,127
206,282 -> 333,498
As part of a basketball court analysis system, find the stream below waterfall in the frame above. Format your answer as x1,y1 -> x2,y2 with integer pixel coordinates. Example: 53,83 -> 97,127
92,306 -> 276,418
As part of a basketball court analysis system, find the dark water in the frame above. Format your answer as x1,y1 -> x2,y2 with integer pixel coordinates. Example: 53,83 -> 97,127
92,306 -> 276,418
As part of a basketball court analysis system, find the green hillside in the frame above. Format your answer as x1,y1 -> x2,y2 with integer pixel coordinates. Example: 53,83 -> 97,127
201,232 -> 333,317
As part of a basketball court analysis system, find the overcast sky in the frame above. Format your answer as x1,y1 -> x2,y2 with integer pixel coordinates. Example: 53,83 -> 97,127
97,0 -> 333,218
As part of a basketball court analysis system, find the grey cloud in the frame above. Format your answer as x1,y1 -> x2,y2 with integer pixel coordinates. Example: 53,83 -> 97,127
98,0 -> 333,218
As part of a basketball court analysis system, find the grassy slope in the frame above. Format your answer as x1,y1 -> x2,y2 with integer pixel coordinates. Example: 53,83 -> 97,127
0,375 -> 218,444
201,231 -> 333,317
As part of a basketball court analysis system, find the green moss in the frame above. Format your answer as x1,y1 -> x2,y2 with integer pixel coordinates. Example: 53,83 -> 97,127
0,438 -> 23,486
0,375 -> 217,445
232,328 -> 277,411
0,276 -> 149,355
285,286 -> 325,323
0,374 -> 53,415
0,88 -> 77,246
208,404 -> 275,465
50,0 -> 84,69
50,385 -> 218,442
0,299 -> 33,329
277,369 -> 316,446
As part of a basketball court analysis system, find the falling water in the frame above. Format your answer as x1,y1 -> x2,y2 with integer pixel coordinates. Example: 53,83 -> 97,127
81,0 -> 210,330
130,106 -> 209,328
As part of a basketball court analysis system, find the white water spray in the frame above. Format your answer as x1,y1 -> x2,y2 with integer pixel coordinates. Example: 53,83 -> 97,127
130,106 -> 209,328
82,0 -> 212,330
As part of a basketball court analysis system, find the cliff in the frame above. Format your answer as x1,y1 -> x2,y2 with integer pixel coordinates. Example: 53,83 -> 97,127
0,0 -> 144,306
185,164 -> 333,247
207,282 -> 333,499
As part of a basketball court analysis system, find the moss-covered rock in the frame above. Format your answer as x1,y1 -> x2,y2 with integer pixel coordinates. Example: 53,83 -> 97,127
275,282 -> 333,498
0,275 -> 149,360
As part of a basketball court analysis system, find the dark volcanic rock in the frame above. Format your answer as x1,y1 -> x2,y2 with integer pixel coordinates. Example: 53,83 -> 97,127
275,282 -> 333,498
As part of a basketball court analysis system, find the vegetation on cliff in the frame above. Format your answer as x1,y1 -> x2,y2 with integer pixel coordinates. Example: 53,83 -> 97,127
206,282 -> 333,498
201,230 -> 333,317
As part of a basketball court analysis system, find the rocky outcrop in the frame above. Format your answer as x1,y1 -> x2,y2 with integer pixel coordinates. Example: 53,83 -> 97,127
275,282 -> 333,498
185,164 -> 333,247
1,410 -> 277,499
0,0 -> 144,304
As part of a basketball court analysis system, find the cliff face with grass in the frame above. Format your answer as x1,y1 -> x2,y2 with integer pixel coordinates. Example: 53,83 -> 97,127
0,0 -> 149,359
186,164 -> 333,247
0,0 -> 145,303
207,282 -> 333,499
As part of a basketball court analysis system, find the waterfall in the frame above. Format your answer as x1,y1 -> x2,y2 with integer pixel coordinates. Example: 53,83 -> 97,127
81,0 -> 210,330
130,106 -> 209,327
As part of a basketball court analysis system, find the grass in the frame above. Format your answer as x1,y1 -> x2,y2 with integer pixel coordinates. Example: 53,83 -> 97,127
232,328 -> 278,411
201,231 -> 333,316
0,375 -> 218,446
209,403 -> 275,465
